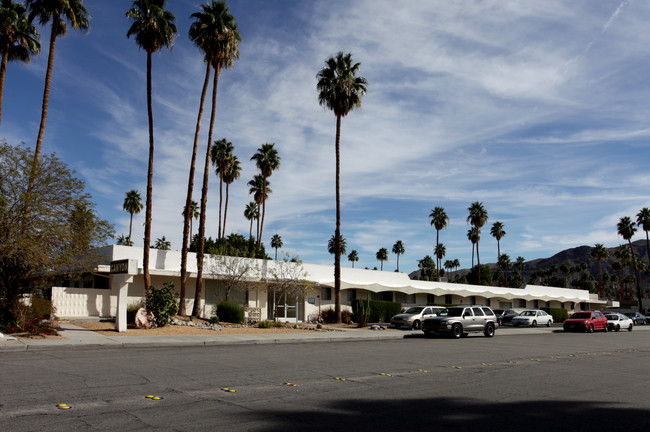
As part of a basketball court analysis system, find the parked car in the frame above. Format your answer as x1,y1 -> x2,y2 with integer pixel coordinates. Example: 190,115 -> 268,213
421,306 -> 497,339
605,313 -> 633,332
390,306 -> 444,329
511,309 -> 553,327
623,312 -> 646,325
563,311 -> 608,333
493,309 -> 519,326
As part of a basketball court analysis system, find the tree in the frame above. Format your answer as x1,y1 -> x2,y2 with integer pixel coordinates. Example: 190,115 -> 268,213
153,236 -> 170,250
25,0 -> 89,196
221,154 -> 240,239
0,141 -> 113,319
429,206 -> 449,278
467,202 -> 488,281
328,234 -> 347,258
618,216 -> 643,312
244,201 -> 258,240
392,240 -> 405,272
444,259 -> 454,278
182,200 -> 199,239
348,250 -> 359,268
191,0 -> 240,318
205,254 -> 261,302
122,189 -> 142,246
434,243 -> 446,277
251,142 -> 280,249
376,247 -> 388,271
497,253 -> 511,287
317,51 -> 367,323
116,234 -> 132,246
266,254 -> 313,321
270,234 -> 282,260
590,243 -> 608,298
418,255 -> 435,281
452,258 -> 461,281
248,174 -> 270,243
126,0 -> 177,293
467,227 -> 479,267
211,137 -> 233,239
490,221 -> 505,260
182,0 -> 238,315
0,0 -> 40,128
636,207 -> 650,287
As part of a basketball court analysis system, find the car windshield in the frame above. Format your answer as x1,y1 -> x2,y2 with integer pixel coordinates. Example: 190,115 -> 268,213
521,311 -> 536,316
571,313 -> 591,319
439,308 -> 464,317
606,315 -> 618,320
404,307 -> 424,314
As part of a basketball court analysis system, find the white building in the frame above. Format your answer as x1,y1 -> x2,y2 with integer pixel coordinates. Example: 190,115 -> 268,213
52,245 -> 609,321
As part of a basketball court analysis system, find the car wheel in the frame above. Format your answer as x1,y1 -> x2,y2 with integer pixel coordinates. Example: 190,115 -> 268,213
532,320 -> 537,327
413,320 -> 421,330
603,323 -> 608,332
628,324 -> 633,332
484,323 -> 495,337
615,324 -> 620,332
587,324 -> 594,333
451,323 -> 462,339
546,320 -> 552,327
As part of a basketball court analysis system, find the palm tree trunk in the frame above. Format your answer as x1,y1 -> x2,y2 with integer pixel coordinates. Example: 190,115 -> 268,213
27,15 -> 58,208
0,42 -> 9,128
476,238 -> 481,283
334,114 -> 342,323
628,240 -> 644,312
249,218 -> 253,239
218,176 -> 223,240
180,62 -> 211,316
193,66 -> 220,317
128,212 -> 134,245
222,182 -> 230,239
141,51 -> 156,293
435,230 -> 440,278
258,177 -> 267,249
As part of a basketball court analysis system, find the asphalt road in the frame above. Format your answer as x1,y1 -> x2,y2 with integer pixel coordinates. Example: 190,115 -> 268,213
2,327 -> 650,432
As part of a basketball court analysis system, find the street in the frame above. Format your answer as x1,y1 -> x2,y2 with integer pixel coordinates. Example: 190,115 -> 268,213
2,328 -> 650,431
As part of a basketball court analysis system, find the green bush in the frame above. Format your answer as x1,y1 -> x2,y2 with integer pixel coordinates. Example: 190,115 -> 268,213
319,308 -> 352,324
542,307 -> 569,323
217,301 -> 245,324
145,282 -> 178,327
258,320 -> 273,328
352,300 -> 402,324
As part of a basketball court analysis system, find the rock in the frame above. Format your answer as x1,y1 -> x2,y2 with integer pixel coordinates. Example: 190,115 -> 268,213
316,323 -> 323,329
135,308 -> 156,329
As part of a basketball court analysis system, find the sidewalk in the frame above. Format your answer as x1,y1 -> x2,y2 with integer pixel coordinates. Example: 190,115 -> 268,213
0,321 -> 413,352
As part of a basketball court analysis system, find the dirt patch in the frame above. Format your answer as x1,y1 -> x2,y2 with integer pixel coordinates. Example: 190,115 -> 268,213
71,320 -> 345,336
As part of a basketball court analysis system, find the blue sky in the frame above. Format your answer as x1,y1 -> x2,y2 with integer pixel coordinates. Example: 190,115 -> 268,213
4,0 -> 650,273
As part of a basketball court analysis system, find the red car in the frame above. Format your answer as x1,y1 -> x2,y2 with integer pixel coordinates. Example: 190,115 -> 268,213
563,311 -> 608,333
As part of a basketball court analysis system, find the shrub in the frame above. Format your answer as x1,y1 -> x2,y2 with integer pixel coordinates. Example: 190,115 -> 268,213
352,300 -> 402,324
542,307 -> 569,323
0,303 -> 58,335
145,282 -> 178,327
217,301 -> 245,324
258,320 -> 273,328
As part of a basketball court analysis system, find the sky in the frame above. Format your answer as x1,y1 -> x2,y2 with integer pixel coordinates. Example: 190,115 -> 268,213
3,0 -> 650,274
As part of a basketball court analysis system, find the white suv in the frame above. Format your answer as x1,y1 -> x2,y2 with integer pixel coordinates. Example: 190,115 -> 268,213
422,306 -> 497,338
390,306 -> 444,330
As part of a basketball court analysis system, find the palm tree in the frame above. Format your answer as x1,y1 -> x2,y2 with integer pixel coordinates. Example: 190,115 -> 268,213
270,234 -> 282,260
153,236 -> 170,250
328,234 -> 347,258
453,258 -> 461,280
434,243 -> 446,278
497,253 -> 511,287
251,142 -> 280,249
25,0 -> 89,195
591,243 -> 608,298
182,0 -> 238,315
317,51 -> 367,323
636,207 -> 650,270
618,216 -> 643,312
0,0 -> 40,128
429,206 -> 449,278
418,255 -> 435,281
221,154 -> 240,238
126,0 -> 176,292
516,256 -> 525,273
392,240 -> 405,272
122,189 -> 143,246
116,234 -> 132,246
211,137 -> 233,239
348,250 -> 359,268
467,227 -> 479,267
490,221 -> 505,259
248,174 -> 270,243
192,0 -> 240,318
467,201 -> 488,281
244,201 -> 258,240
444,260 -> 454,279
182,200 -> 199,239
376,247 -> 388,271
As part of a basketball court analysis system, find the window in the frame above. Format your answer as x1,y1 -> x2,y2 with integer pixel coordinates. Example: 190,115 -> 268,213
481,307 -> 494,316
472,307 -> 485,316
347,289 -> 357,301
321,287 -> 331,301
395,292 -> 407,303
445,294 -> 452,304
499,301 -> 513,309
427,294 -> 435,304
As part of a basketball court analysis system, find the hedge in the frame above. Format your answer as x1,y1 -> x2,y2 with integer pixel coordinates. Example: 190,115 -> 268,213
352,299 -> 402,324
542,307 -> 569,323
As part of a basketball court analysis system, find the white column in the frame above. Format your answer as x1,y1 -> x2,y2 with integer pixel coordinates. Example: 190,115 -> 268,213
113,275 -> 134,332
